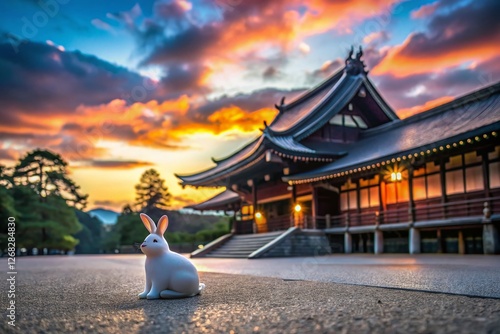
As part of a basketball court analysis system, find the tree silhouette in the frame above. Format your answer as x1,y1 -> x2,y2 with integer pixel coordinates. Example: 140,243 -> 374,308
134,169 -> 171,213
13,149 -> 88,209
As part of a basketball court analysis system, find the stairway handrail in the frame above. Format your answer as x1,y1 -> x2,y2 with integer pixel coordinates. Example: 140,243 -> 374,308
190,233 -> 234,258
248,227 -> 299,259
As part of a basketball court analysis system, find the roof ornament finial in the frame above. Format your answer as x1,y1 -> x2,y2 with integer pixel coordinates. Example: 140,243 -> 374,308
274,96 -> 286,112
345,45 -> 367,76
356,46 -> 363,61
346,46 -> 354,65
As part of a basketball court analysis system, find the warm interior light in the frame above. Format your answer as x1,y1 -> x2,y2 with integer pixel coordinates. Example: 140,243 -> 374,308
255,212 -> 262,219
390,172 -> 402,181
294,204 -> 302,212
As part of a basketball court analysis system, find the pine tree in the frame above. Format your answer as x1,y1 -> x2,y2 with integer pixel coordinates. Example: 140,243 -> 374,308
13,149 -> 88,209
134,169 -> 171,213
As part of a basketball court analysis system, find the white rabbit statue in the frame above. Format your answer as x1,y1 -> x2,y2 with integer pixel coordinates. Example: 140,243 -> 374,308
138,213 -> 205,299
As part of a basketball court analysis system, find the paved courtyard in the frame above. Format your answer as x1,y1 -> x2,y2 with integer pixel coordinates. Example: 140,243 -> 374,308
1,254 -> 499,333
192,254 -> 500,298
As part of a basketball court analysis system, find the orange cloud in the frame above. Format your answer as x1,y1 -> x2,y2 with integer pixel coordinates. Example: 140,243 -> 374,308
373,37 -> 500,77
373,1 -> 500,77
398,95 -> 454,119
206,106 -> 277,134
300,0 -> 399,36
411,2 -> 439,19
72,160 -> 154,169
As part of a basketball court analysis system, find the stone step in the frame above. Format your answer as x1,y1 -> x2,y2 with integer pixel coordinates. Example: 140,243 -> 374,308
207,254 -> 249,258
220,240 -> 271,248
204,231 -> 286,258
210,249 -> 253,254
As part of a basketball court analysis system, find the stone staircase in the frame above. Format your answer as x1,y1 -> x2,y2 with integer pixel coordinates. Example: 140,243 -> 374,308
205,231 -> 284,258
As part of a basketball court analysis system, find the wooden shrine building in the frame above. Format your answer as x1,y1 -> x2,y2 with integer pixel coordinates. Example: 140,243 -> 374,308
177,49 -> 500,256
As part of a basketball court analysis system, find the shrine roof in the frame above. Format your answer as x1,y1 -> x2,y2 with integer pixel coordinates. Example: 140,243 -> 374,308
185,190 -> 242,211
284,82 -> 500,183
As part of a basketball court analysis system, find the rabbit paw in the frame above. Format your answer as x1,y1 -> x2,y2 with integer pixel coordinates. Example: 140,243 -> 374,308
138,291 -> 148,299
147,292 -> 160,300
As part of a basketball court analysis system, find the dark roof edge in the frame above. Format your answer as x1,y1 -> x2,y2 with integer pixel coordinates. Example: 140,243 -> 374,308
178,148 -> 267,185
184,189 -> 241,210
283,122 -> 500,182
176,136 -> 264,181
363,81 -> 500,137
210,136 -> 262,164
264,137 -> 346,159
282,67 -> 345,110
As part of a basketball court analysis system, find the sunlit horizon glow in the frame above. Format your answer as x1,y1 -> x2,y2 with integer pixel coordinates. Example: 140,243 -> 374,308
0,0 -> 498,211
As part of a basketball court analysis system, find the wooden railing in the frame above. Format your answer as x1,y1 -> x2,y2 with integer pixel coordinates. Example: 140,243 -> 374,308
267,215 -> 293,231
314,196 -> 500,229
237,196 -> 499,233
413,197 -> 491,221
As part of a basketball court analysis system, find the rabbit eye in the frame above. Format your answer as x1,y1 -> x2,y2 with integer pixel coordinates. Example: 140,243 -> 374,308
153,239 -> 158,243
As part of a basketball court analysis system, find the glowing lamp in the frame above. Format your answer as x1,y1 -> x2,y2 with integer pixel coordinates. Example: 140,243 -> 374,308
255,212 -> 262,219
390,172 -> 402,182
294,204 -> 302,213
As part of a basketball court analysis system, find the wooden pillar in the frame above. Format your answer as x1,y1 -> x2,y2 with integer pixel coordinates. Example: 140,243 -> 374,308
251,180 -> 257,234
344,232 -> 352,253
291,185 -> 297,227
458,230 -> 465,255
378,176 -> 384,224
439,159 -> 448,219
325,214 -> 331,229
408,165 -> 415,223
481,151 -> 490,197
374,230 -> 384,254
436,229 -> 444,253
312,187 -> 319,229
409,227 -> 420,254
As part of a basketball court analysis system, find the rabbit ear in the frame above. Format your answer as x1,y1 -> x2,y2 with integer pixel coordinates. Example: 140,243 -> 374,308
140,213 -> 156,233
156,215 -> 169,236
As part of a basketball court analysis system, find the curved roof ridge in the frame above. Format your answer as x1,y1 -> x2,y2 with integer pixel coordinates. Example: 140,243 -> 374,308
283,67 -> 345,110
402,81 -> 500,123
293,74 -> 363,141
210,136 -> 262,164
267,72 -> 350,135
362,81 -> 500,137
176,135 -> 265,181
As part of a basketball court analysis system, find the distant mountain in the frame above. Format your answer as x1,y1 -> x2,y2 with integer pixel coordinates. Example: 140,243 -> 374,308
88,208 -> 119,225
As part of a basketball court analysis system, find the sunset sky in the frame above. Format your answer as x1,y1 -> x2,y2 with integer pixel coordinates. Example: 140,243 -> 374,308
1,0 -> 499,211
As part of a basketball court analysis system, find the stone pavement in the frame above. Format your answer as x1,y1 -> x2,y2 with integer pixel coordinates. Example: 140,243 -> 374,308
1,255 -> 499,333
191,254 -> 500,298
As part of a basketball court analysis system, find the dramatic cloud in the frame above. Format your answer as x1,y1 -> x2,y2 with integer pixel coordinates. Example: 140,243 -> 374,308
0,38 -> 162,130
192,87 -> 304,119
373,0 -> 500,76
307,59 -> 343,83
107,0 -> 402,97
2,0 -> 498,168
411,2 -> 439,19
373,55 -> 500,116
262,66 -> 281,80
363,31 -> 389,46
0,147 -> 19,161
74,160 -> 154,169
